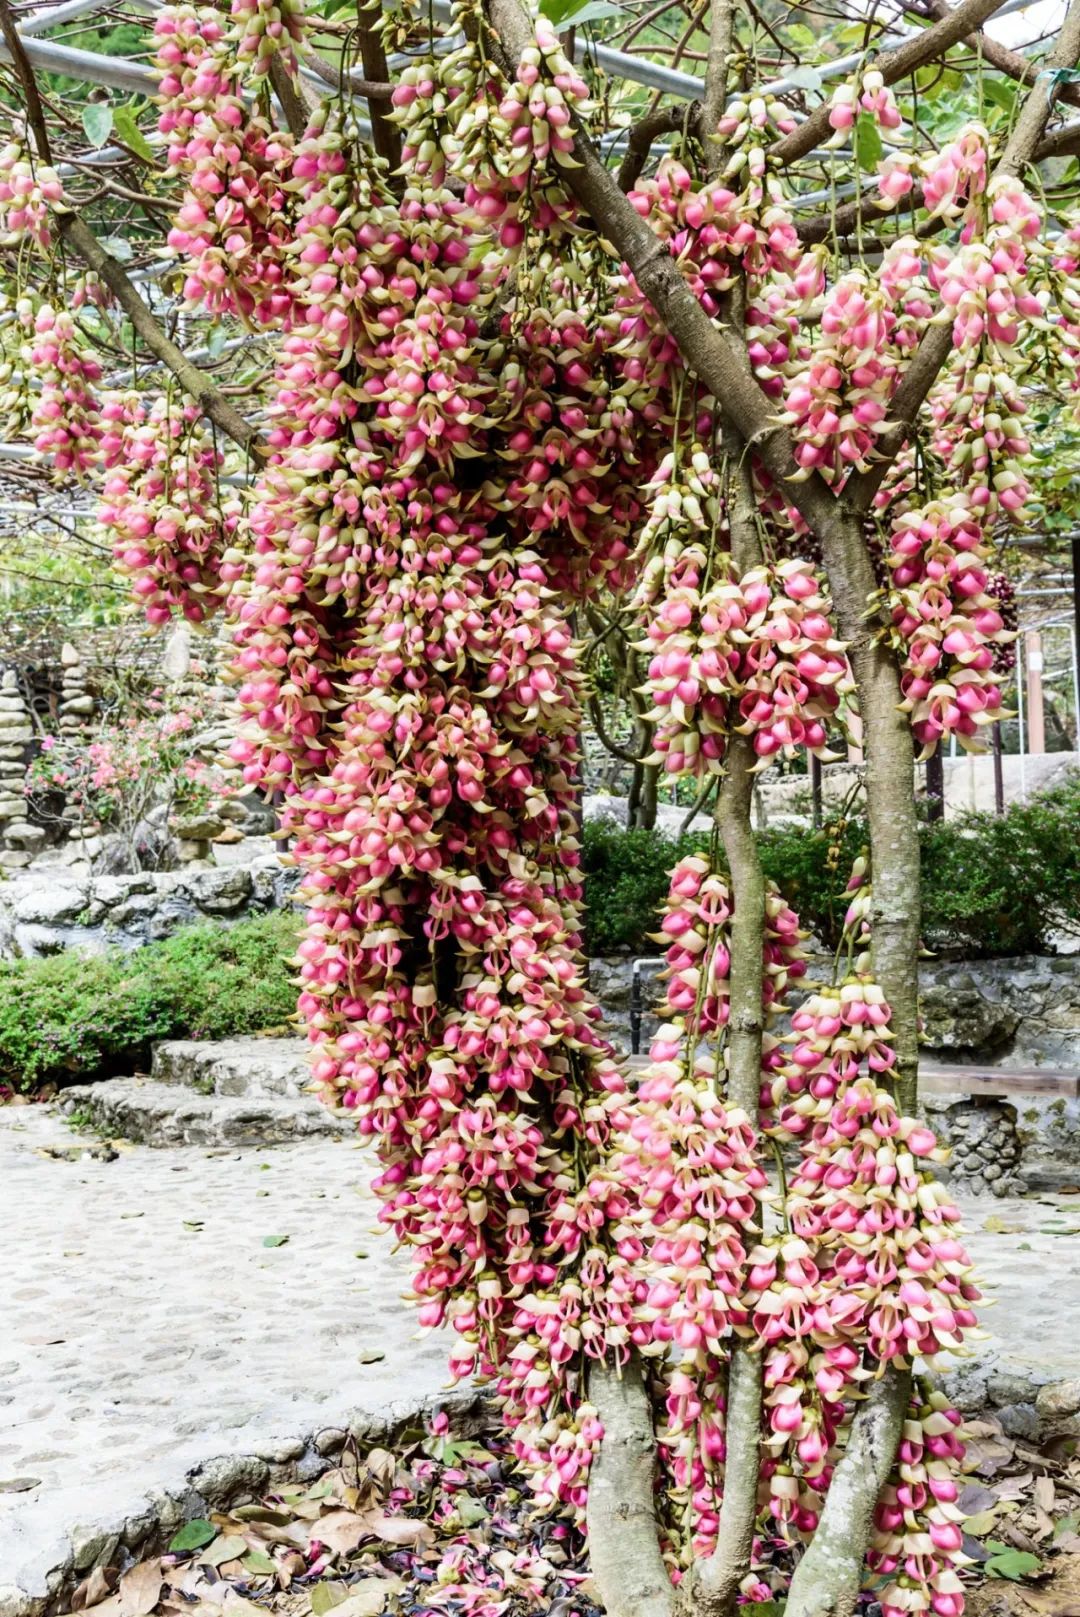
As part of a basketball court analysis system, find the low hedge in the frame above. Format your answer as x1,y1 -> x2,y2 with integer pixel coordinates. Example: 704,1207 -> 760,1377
580,771 -> 1080,959
0,910 -> 299,1094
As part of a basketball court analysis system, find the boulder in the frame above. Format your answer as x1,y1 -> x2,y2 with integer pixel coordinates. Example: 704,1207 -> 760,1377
183,866 -> 253,913
919,980 -> 1019,1055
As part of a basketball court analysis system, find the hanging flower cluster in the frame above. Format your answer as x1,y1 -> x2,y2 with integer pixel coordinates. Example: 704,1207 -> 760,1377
26,302 -> 103,479
100,397 -> 236,624
0,141 -> 63,249
153,3 -> 297,321
886,496 -> 1008,752
633,461 -> 852,774
829,67 -> 903,135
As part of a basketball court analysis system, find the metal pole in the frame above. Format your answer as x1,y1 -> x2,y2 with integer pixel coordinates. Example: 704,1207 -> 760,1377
810,753 -> 822,829
992,721 -> 1005,816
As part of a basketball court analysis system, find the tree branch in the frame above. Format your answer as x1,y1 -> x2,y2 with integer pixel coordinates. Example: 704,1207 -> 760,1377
768,0 -> 1008,168
356,2 -> 401,170
0,0 -> 265,461
702,0 -> 736,166
846,0 -> 1080,514
269,49 -> 314,138
921,0 -> 1080,111
618,103 -> 698,192
692,436 -> 766,1617
585,1359 -> 676,1617
783,1370 -> 911,1617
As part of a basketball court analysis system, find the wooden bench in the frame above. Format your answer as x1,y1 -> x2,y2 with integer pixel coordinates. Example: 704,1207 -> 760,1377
625,1054 -> 1077,1099
919,1064 -> 1077,1099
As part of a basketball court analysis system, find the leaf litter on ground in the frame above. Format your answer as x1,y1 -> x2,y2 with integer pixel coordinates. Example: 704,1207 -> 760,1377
66,1410 -> 1080,1617
71,1421 -> 601,1617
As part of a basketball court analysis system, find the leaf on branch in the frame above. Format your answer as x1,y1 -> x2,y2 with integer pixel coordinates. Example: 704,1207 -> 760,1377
539,0 -> 619,23
784,66 -> 825,96
113,106 -> 155,164
82,103 -> 114,149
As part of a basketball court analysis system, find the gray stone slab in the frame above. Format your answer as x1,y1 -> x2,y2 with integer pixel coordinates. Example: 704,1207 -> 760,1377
150,1038 -> 311,1099
58,1078 -> 347,1147
0,1107 -> 457,1615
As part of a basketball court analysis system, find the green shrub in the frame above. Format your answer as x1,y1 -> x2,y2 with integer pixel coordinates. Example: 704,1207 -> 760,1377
581,772 -> 1080,959
0,911 -> 299,1093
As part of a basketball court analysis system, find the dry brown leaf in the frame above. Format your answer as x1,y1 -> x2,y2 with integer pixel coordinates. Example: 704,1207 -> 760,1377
355,1510 -> 434,1548
1034,1477 -> 1056,1514
222,1592 -> 264,1617
363,1450 -> 397,1491
309,1510 -> 369,1554
323,1578 -> 405,1617
118,1560 -> 163,1617
72,1567 -> 118,1611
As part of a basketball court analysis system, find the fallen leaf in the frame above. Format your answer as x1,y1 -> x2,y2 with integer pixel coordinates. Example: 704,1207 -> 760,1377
1035,1477 -> 1056,1514
985,1546 -> 1043,1581
328,1579 -> 405,1617
198,1535 -> 247,1568
0,1477 -> 40,1493
310,1510 -> 369,1554
262,1234 -> 289,1248
966,1510 -> 1001,1536
169,1519 -> 216,1553
239,1549 -> 275,1575
309,1582 -> 351,1614
118,1559 -> 162,1616
72,1567 -> 118,1610
358,1511 -> 434,1548
357,1350 -> 385,1365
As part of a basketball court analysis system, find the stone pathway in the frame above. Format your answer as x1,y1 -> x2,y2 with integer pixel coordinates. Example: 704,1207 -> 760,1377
0,1105 -> 454,1616
2,1077 -> 1079,1616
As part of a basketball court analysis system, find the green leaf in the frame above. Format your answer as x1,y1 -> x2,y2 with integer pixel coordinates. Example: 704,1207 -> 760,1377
456,1497 -> 488,1526
168,1518 -> 216,1553
206,325 -> 229,360
983,77 -> 1016,113
539,0 -> 617,23
199,1534 -> 247,1567
262,1233 -> 289,1247
100,235 -> 134,263
113,105 -> 155,164
240,1549 -> 276,1575
853,114 -> 883,173
985,1548 -> 1042,1582
82,103 -> 113,149
784,66 -> 824,96
310,1582 -> 351,1614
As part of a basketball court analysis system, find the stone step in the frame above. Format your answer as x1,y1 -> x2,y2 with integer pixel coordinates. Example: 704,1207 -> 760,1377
59,1077 -> 349,1148
151,1036 -> 313,1098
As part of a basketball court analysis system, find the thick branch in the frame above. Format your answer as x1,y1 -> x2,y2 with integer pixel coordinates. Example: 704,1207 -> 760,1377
692,446 -> 766,1617
585,1359 -> 676,1617
618,103 -> 698,192
356,2 -> 401,169
769,0 -> 1007,167
922,0 -> 1080,111
702,0 -> 736,166
0,0 -> 264,461
783,1370 -> 911,1617
269,49 -> 314,138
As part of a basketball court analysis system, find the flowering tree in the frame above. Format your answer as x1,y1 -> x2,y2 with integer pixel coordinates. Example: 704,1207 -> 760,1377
2,0 -> 1078,1610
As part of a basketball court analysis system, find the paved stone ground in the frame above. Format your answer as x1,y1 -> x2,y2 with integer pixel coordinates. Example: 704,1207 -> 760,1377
0,1106 -> 454,1615
1,1103 -> 1078,1615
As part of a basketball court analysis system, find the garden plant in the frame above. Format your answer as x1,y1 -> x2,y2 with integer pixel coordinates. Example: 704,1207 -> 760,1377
2,0 -> 1078,1611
